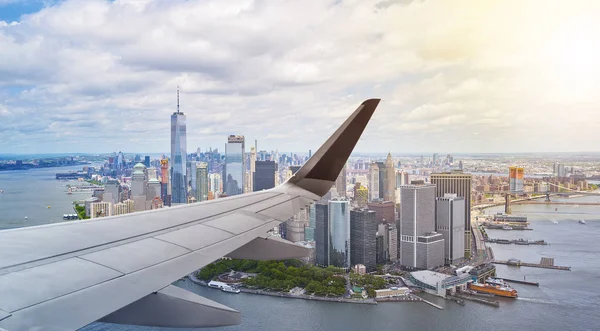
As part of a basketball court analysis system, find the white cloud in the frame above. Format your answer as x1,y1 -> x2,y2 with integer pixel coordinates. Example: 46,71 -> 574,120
1,0 -> 600,154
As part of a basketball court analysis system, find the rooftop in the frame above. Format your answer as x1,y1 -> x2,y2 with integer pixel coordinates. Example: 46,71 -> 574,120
410,270 -> 450,287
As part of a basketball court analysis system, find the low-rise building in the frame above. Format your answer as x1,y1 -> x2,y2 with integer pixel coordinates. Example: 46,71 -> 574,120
410,270 -> 471,297
374,287 -> 410,298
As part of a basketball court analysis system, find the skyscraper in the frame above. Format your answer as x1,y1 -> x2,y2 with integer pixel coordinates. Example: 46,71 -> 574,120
509,166 -> 524,194
143,156 -> 150,168
253,160 -> 277,191
224,135 -> 245,196
328,199 -> 351,269
430,172 -> 472,257
335,164 -> 347,198
208,173 -> 222,196
353,183 -> 368,208
160,158 -> 171,206
305,204 -> 316,242
368,162 -> 379,202
398,184 -> 444,269
195,162 -> 209,202
350,209 -> 377,271
384,153 -> 395,202
249,146 -> 257,192
170,88 -> 187,204
131,163 -> 147,212
187,160 -> 196,199
436,194 -> 465,265
315,203 -> 329,266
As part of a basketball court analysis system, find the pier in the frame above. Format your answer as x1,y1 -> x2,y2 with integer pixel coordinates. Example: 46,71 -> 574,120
485,238 -> 547,246
451,294 -> 499,307
499,277 -> 539,287
493,257 -> 570,271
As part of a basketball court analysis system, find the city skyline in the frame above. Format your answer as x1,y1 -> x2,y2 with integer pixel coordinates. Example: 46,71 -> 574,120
2,0 -> 600,154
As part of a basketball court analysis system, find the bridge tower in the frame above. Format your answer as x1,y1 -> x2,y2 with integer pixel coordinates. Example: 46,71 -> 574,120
505,193 -> 512,214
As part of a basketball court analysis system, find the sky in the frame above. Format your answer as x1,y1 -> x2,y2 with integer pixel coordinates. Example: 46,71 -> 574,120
1,0 -> 600,155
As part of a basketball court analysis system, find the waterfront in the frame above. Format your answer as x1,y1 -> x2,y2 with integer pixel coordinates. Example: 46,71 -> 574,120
1,173 -> 599,331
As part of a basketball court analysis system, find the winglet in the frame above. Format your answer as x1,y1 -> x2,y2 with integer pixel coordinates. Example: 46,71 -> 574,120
283,99 -> 380,197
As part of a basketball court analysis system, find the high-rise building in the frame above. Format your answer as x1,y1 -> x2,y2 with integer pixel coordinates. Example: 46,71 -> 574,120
350,209 -> 377,271
195,162 -> 209,202
254,160 -> 277,191
170,88 -> 187,204
436,194 -> 465,265
315,203 -> 329,266
144,156 -> 150,168
328,199 -> 351,269
398,184 -> 444,269
368,163 -> 380,202
367,201 -> 395,224
113,199 -> 134,215
388,224 -> 398,262
249,146 -> 257,191
286,209 -> 309,243
353,183 -> 368,208
384,153 -> 396,202
430,172 -> 472,257
160,159 -> 171,207
305,204 -> 316,242
377,223 -> 390,263
224,135 -> 245,196
131,163 -> 147,212
209,173 -> 222,196
103,180 -> 121,205
509,166 -> 524,194
335,165 -> 347,198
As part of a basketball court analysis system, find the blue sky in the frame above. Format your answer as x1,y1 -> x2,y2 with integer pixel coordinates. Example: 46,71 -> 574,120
1,0 -> 600,154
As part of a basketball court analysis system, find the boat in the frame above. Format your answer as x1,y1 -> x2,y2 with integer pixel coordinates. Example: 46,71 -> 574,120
222,285 -> 241,294
24,216 -> 28,220
502,225 -> 513,230
485,277 -> 508,287
468,282 -> 518,298
0,189 -> 4,193
579,220 -> 586,224
47,206 -> 51,209
551,220 -> 558,224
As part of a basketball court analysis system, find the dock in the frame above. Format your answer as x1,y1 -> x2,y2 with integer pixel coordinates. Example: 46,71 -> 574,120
419,297 -> 444,310
452,294 -> 500,307
486,238 -> 547,245
499,277 -> 539,286
493,257 -> 570,271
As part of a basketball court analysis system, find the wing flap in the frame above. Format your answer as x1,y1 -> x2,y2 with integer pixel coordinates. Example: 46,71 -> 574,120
228,236 -> 310,260
99,285 -> 240,328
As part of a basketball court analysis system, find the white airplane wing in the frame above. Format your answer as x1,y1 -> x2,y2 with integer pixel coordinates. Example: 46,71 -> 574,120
0,99 -> 380,330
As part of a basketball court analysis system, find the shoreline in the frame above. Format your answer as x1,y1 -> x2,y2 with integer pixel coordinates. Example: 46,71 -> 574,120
187,273 -> 377,305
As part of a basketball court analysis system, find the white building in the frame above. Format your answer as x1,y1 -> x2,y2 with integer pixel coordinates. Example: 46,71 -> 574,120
90,201 -> 112,219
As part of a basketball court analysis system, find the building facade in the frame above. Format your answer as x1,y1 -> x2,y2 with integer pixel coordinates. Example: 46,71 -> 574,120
368,163 -> 379,202
328,199 -> 351,269
170,96 -> 187,204
315,203 -> 329,266
367,201 -> 395,224
335,165 -> 347,198
436,194 -> 465,265
350,209 -> 377,271
254,160 -> 277,191
224,135 -> 245,196
430,172 -> 472,257
195,162 -> 209,202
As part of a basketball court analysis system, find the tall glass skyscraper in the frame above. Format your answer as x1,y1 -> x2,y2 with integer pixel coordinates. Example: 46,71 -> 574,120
224,135 -> 245,196
328,199 -> 351,269
195,162 -> 209,202
170,89 -> 187,204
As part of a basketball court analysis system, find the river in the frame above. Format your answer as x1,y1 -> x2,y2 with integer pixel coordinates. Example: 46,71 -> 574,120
1,168 -> 599,331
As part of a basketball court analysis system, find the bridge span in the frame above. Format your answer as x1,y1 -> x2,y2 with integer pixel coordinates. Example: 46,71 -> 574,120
514,201 -> 600,206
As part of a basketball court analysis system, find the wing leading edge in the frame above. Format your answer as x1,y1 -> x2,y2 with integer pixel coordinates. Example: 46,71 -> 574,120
0,99 -> 380,330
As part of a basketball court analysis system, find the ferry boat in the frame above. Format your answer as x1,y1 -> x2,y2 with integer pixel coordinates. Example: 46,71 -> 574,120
468,282 -> 518,298
222,285 -> 241,294
485,278 -> 508,287
502,225 -> 513,230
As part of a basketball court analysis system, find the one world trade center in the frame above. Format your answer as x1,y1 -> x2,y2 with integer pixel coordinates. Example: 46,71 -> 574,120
171,87 -> 187,204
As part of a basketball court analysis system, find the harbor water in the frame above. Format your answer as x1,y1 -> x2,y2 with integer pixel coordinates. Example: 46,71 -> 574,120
1,168 -> 599,331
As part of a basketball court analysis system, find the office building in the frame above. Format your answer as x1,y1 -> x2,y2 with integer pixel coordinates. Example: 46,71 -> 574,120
377,223 -> 390,263
399,184 -> 444,269
367,201 -> 395,224
144,156 -> 150,168
335,165 -> 347,198
383,153 -> 395,202
353,183 -> 368,208
436,195 -> 465,265
430,172 -> 472,257
195,162 -> 209,202
113,199 -> 134,216
350,209 -> 377,271
315,203 -> 329,266
131,163 -> 147,212
388,224 -> 398,261
103,180 -> 121,205
249,147 -> 257,191
286,209 -> 309,243
170,88 -> 187,204
160,159 -> 171,206
187,161 -> 196,199
328,199 -> 351,269
254,160 -> 277,191
209,173 -> 222,195
146,178 -> 162,209
304,204 -> 316,242
368,163 -> 379,202
376,235 -> 385,265
224,135 -> 245,196
509,166 -> 524,194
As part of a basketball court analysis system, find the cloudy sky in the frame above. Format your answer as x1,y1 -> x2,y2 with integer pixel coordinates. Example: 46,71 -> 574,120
1,0 -> 599,155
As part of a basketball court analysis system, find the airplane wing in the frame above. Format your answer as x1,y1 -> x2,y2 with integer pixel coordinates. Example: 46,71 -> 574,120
0,99 -> 380,331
